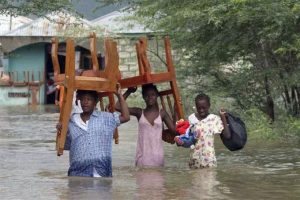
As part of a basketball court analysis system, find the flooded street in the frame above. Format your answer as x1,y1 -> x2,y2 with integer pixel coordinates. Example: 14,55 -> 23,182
0,106 -> 299,200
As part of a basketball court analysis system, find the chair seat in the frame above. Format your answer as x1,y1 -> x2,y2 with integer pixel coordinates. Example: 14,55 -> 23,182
74,76 -> 117,92
55,75 -> 116,91
119,72 -> 173,88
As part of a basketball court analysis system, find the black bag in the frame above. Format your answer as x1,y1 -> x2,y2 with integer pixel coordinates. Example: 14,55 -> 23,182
220,113 -> 247,151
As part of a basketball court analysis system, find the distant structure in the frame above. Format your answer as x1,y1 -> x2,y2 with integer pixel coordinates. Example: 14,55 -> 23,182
0,7 -> 167,106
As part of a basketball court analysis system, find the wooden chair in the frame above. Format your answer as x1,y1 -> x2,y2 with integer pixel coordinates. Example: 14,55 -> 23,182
118,37 -> 184,141
51,33 -> 120,156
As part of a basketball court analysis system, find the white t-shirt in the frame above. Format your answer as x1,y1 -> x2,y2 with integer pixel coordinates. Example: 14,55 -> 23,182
188,113 -> 200,125
73,113 -> 88,131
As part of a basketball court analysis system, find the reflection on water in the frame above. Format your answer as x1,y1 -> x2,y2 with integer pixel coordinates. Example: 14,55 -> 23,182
134,169 -> 166,200
0,106 -> 299,200
59,177 -> 113,200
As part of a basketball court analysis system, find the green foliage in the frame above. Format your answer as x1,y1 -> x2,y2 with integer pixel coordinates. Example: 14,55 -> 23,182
242,108 -> 275,139
288,118 -> 300,138
240,108 -> 300,141
272,114 -> 300,140
103,0 -> 300,119
98,0 -> 300,140
0,0 -> 74,16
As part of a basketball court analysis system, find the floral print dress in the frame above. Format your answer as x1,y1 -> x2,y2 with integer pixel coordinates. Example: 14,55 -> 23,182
188,113 -> 224,168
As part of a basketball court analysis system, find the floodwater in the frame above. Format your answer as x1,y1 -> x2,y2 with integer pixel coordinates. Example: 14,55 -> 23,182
0,106 -> 299,200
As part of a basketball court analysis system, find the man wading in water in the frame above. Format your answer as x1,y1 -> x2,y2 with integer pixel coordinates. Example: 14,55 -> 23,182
57,85 -> 130,177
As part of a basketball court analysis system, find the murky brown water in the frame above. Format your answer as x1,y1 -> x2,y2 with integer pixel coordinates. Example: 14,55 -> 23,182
0,106 -> 299,200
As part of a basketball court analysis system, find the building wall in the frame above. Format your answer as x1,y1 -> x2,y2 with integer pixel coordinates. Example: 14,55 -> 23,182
0,87 -> 30,105
9,43 -> 45,79
0,43 -> 45,105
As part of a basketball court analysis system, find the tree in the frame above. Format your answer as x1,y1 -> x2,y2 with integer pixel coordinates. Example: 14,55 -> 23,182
0,0 -> 74,16
100,0 -> 300,121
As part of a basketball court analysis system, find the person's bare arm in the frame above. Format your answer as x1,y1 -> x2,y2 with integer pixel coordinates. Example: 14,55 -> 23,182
115,84 -> 130,123
115,87 -> 142,119
55,88 -> 59,106
220,109 -> 231,139
161,109 -> 176,133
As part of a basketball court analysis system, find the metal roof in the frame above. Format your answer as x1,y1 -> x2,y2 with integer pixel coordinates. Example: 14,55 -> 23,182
92,10 -> 151,34
0,15 -> 32,35
4,11 -> 93,37
1,9 -> 151,37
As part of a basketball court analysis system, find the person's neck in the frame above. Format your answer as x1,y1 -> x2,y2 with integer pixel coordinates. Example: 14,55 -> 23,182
145,104 -> 159,111
80,111 -> 93,123
195,113 -> 209,120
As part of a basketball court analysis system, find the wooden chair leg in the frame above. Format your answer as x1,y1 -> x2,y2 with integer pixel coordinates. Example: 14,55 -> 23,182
59,86 -> 65,109
170,80 -> 184,120
56,38 -> 76,156
99,97 -> 105,111
107,93 -> 119,144
56,86 -> 74,156
160,96 -> 166,111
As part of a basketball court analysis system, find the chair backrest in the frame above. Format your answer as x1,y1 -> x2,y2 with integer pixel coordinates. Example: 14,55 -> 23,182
89,32 -> 100,71
136,38 -> 151,78
104,38 -> 121,80
159,89 -> 182,122
89,33 -> 121,80
135,37 -> 174,76
164,36 -> 175,74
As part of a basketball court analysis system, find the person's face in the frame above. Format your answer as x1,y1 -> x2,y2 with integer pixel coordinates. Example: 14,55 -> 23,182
143,89 -> 158,106
79,94 -> 97,113
195,99 -> 210,119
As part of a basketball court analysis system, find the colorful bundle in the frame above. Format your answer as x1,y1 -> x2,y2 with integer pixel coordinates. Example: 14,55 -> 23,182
175,119 -> 190,135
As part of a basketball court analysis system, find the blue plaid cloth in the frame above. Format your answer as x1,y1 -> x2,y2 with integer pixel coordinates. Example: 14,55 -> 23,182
65,111 -> 120,177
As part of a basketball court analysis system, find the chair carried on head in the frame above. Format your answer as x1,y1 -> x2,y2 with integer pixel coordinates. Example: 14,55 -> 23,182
118,36 -> 184,143
51,33 -> 120,156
